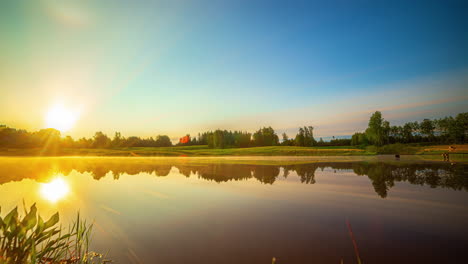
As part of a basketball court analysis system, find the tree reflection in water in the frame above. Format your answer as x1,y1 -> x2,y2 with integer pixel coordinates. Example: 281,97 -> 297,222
0,158 -> 466,198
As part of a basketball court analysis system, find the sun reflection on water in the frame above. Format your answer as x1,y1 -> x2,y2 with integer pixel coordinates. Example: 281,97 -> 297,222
40,177 -> 70,203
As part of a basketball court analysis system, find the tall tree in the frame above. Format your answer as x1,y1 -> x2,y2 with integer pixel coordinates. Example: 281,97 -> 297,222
253,127 -> 279,146
112,132 -> 123,148
295,128 -> 305,146
420,119 -> 435,139
402,123 -> 414,143
365,111 -> 387,146
92,132 -> 111,148
303,126 -> 317,146
155,135 -> 172,147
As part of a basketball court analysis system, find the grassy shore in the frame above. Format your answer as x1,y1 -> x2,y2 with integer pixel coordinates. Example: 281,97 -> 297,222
0,145 -> 366,156
0,144 -> 466,157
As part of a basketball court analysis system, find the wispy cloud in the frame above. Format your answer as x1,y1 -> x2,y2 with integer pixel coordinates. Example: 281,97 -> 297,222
200,69 -> 468,137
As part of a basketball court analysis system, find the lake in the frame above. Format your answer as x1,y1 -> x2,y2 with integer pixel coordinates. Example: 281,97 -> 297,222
0,156 -> 467,263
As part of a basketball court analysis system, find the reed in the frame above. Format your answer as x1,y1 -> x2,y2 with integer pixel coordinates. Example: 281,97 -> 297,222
0,203 -> 111,264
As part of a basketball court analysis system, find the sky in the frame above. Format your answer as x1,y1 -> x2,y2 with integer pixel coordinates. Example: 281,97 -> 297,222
0,0 -> 467,140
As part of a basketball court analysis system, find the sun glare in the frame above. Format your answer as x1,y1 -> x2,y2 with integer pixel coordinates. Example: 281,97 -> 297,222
45,104 -> 79,132
40,177 -> 70,203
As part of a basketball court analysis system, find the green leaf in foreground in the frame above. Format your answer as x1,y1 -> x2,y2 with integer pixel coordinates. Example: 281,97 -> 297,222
0,204 -> 111,264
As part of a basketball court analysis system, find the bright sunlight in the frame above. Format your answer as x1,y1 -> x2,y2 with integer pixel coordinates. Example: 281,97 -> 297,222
40,177 -> 70,203
45,104 -> 79,133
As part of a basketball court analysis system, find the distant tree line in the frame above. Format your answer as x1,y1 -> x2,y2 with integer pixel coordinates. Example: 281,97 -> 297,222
178,112 -> 467,148
280,126 -> 317,146
1,111 -> 466,149
177,126 -> 317,148
175,127 -> 277,148
182,126 -> 351,148
351,111 -> 468,146
0,127 -> 172,149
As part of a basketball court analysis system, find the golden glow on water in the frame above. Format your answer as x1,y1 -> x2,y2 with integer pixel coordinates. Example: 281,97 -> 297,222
0,158 -> 467,263
40,177 -> 70,203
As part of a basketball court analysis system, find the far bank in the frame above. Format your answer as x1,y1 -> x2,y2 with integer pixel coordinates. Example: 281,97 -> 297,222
0,144 -> 467,159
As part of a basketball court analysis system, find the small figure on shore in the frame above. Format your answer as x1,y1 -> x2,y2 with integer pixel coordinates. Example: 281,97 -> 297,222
395,154 -> 400,160
442,152 -> 450,161
448,146 -> 456,152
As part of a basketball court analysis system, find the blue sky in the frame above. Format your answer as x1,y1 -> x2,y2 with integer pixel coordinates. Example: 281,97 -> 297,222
0,0 -> 467,139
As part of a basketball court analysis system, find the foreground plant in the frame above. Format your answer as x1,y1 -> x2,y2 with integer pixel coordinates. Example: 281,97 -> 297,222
0,204 -> 111,264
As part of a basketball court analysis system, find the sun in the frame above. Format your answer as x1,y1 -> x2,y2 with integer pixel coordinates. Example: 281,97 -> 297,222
45,104 -> 79,132
40,177 -> 70,203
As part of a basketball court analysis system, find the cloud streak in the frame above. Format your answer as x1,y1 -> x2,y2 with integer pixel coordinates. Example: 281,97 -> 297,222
198,69 -> 468,137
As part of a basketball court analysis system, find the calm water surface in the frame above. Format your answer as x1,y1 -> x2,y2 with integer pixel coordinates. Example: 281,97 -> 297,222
0,157 -> 467,264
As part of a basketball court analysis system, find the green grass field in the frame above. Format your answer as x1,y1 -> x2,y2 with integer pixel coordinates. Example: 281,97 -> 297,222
0,145 -> 368,157
0,144 -> 466,158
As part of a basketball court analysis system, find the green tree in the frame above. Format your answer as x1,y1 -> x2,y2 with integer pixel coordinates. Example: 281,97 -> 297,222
92,132 -> 111,148
253,127 -> 279,146
382,120 -> 390,144
452,113 -> 468,143
351,133 -> 360,146
365,111 -> 387,146
420,119 -> 435,139
34,128 -> 61,150
213,130 -> 225,148
155,135 -> 172,147
281,133 -> 293,146
294,127 -> 305,146
389,126 -> 403,143
303,126 -> 317,146
112,132 -> 123,148
402,123 -> 414,143
61,135 -> 75,148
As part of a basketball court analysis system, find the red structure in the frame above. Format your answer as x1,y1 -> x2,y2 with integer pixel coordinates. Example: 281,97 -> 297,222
179,135 -> 190,144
